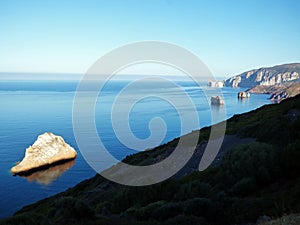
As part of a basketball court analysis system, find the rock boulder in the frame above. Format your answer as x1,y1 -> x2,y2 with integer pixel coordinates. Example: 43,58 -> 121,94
238,91 -> 250,98
211,96 -> 225,105
11,132 -> 77,174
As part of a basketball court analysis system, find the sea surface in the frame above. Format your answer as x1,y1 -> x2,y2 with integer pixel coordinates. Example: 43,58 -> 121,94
0,78 -> 271,218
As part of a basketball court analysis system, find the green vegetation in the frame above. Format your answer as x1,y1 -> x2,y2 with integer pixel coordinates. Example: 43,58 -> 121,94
1,95 -> 300,225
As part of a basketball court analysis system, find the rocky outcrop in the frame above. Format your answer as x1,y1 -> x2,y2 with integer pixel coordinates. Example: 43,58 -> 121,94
248,82 -> 300,103
11,132 -> 77,174
208,81 -> 224,88
269,91 -> 289,102
211,96 -> 224,105
225,63 -> 300,87
238,91 -> 250,98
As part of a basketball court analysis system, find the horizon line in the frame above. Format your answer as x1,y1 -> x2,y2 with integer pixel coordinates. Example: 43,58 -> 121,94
0,72 -> 228,81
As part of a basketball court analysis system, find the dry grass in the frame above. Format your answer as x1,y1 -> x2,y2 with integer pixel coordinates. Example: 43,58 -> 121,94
260,214 -> 300,225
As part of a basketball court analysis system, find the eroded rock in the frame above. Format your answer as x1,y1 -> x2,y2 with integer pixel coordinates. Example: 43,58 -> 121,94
211,96 -> 225,105
11,132 -> 77,174
238,91 -> 250,98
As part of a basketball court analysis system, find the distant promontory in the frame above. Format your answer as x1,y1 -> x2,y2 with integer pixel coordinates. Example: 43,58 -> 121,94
224,63 -> 300,88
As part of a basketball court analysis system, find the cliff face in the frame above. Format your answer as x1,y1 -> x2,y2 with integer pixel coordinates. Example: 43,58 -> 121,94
224,63 -> 300,87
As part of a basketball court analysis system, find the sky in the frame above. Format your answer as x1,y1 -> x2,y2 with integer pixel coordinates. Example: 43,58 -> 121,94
0,0 -> 299,79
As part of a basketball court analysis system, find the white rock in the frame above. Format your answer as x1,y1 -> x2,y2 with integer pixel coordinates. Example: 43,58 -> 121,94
11,132 -> 77,174
224,63 -> 300,87
211,96 -> 225,105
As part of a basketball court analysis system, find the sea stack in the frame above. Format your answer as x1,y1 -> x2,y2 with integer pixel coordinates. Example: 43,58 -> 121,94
238,91 -> 250,98
11,132 -> 77,174
211,96 -> 225,105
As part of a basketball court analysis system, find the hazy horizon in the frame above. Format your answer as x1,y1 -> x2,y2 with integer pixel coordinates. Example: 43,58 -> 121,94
0,72 -> 231,81
1,61 -> 299,81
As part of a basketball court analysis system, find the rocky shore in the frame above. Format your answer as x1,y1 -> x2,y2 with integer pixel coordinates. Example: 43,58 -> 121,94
247,82 -> 300,102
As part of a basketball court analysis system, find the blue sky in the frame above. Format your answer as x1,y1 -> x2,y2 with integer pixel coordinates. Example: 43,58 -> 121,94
0,0 -> 299,78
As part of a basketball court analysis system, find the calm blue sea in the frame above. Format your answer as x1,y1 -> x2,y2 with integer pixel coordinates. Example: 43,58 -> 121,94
0,79 -> 271,218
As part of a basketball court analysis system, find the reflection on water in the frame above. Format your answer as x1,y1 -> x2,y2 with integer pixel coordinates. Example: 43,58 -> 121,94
210,103 -> 225,111
210,103 -> 227,125
238,97 -> 250,105
19,160 -> 75,185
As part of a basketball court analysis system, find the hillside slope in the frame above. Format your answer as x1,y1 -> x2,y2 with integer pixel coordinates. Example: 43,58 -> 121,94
224,63 -> 300,87
1,95 -> 300,225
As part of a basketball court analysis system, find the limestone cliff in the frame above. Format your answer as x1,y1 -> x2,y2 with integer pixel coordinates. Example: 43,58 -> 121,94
11,132 -> 77,174
225,63 -> 300,87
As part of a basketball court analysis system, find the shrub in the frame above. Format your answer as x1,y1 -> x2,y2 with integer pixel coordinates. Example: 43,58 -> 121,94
220,143 -> 279,186
0,213 -> 50,225
230,177 -> 257,196
182,198 -> 216,219
280,141 -> 300,176
123,201 -> 166,220
163,215 -> 208,225
152,202 -> 183,221
51,197 -> 95,221
174,181 -> 212,200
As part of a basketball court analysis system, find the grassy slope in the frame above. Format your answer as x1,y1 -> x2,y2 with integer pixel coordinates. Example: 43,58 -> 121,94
1,95 -> 300,225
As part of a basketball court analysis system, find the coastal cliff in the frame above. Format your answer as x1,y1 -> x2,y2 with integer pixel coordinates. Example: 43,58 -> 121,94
2,95 -> 300,225
224,63 -> 300,87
